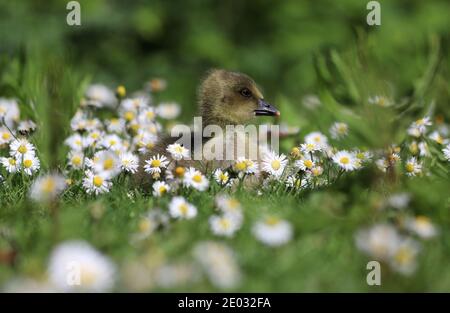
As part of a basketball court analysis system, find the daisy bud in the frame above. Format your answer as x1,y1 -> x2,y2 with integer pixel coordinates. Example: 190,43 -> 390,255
116,85 -> 126,98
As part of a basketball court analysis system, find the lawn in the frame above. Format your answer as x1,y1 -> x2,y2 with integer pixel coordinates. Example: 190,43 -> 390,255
0,0 -> 449,292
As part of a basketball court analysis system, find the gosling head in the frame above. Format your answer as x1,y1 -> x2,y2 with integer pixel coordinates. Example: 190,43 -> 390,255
198,69 -> 279,126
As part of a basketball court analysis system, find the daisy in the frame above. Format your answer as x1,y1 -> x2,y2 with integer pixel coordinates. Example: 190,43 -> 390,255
355,224 -> 402,261
213,169 -> 231,186
304,131 -> 328,150
65,133 -> 86,151
193,242 -> 241,289
100,134 -> 123,151
1,157 -> 19,173
29,173 -> 66,203
285,175 -> 308,189
21,154 -> 40,176
152,181 -> 170,197
168,196 -> 197,219
404,157 -> 422,177
166,143 -> 189,160
83,171 -> 111,195
329,122 -> 349,139
261,151 -> 288,177
233,157 -> 258,175
48,240 -> 116,292
9,138 -> 35,158
404,216 -> 438,239
407,117 -> 431,137
85,84 -> 116,108
429,131 -> 448,145
332,150 -> 358,171
443,144 -> 450,161
418,141 -> 430,157
144,154 -> 169,174
89,150 -> 121,179
215,195 -> 244,225
119,152 -> 139,173
209,214 -> 241,237
389,238 -> 421,276
368,95 -> 392,107
137,133 -> 158,154
135,209 -> 169,240
310,165 -> 323,176
300,142 -> 320,153
0,98 -> 20,128
67,151 -> 85,169
17,120 -> 37,134
183,167 -> 209,191
252,216 -> 293,247
157,102 -> 180,119
0,127 -> 14,145
375,158 -> 389,172
138,107 -> 157,124
295,157 -> 315,171
106,118 -> 126,133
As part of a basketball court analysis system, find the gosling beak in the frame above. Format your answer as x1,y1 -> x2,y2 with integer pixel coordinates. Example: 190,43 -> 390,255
254,99 -> 280,117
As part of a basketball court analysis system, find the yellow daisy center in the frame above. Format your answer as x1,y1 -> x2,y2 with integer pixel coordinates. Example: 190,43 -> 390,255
72,156 -> 82,166
394,248 -> 413,265
339,157 -> 350,165
219,218 -> 231,229
124,111 -> 135,121
139,219 -> 152,233
175,166 -> 185,177
271,160 -> 281,170
219,173 -> 228,182
192,174 -> 202,183
304,159 -> 313,168
8,158 -> 16,166
151,159 -> 161,167
266,216 -> 280,226
42,178 -> 56,193
158,186 -> 167,194
235,161 -> 247,171
179,204 -> 189,216
2,132 -> 10,140
93,176 -> 103,187
18,144 -> 28,154
23,159 -> 33,168
103,158 -> 114,170
405,163 -> 415,173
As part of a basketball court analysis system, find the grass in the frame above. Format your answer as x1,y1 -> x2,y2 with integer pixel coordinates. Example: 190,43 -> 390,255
0,39 -> 449,292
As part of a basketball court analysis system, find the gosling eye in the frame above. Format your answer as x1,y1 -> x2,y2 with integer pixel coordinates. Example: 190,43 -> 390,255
240,88 -> 252,98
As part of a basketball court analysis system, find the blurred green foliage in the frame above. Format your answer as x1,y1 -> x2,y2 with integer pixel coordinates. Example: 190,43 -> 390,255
0,0 -> 448,120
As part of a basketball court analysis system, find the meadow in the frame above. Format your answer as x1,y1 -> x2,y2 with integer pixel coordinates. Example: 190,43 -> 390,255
0,0 -> 449,292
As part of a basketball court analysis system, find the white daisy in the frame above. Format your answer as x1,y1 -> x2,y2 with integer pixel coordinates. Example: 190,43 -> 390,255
137,133 -> 158,154
355,224 -> 401,261
82,171 -> 111,195
166,143 -> 189,160
193,241 -> 241,289
29,173 -> 66,203
261,151 -> 288,177
332,150 -> 358,171
304,131 -> 328,150
209,214 -> 241,237
157,102 -> 180,119
119,152 -> 139,174
429,131 -> 448,145
64,133 -> 86,151
1,156 -> 20,173
183,167 -> 209,191
168,196 -> 197,219
233,157 -> 258,175
100,134 -> 123,151
329,122 -> 349,139
285,175 -> 308,189
299,142 -> 320,153
89,150 -> 121,179
253,216 -> 293,247
0,98 -> 20,128
389,238 -> 421,276
0,127 -> 14,145
67,151 -> 85,169
85,84 -> 116,108
404,216 -> 438,239
443,144 -> 450,161
407,117 -> 431,137
368,95 -> 392,107
138,107 -> 157,124
21,154 -> 40,176
9,138 -> 35,158
418,141 -> 430,157
404,157 -> 422,177
47,240 -> 116,292
106,118 -> 126,133
152,181 -> 170,197
213,169 -> 231,186
295,157 -> 315,171
144,154 -> 169,174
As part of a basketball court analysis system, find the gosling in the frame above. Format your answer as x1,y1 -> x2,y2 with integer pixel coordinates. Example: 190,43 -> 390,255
135,69 -> 279,186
